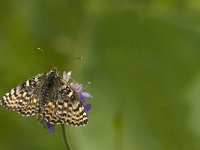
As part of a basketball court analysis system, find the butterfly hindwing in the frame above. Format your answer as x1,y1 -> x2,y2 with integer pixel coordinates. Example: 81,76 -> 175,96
0,73 -> 45,116
40,100 -> 61,124
57,78 -> 88,126
56,99 -> 88,126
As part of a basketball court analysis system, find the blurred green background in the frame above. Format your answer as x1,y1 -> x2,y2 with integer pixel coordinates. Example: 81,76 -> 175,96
0,0 -> 200,150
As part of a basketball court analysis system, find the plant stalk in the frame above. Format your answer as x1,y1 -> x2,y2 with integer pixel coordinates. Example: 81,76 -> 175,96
61,124 -> 72,150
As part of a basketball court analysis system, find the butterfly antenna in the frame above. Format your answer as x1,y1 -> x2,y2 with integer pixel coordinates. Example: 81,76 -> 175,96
67,74 -> 88,86
67,56 -> 83,82
37,48 -> 54,68
73,56 -> 83,61
83,81 -> 91,90
69,76 -> 76,83
75,56 -> 83,60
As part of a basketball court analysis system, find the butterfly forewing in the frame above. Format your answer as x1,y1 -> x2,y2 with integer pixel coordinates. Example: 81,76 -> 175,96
0,73 -> 45,116
40,77 -> 88,126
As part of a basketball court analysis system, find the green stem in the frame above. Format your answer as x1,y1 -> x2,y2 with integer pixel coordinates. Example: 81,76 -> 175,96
61,124 -> 72,150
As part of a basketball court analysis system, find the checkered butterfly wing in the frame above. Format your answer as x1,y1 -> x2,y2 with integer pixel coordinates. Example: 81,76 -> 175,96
40,77 -> 88,126
0,73 -> 46,116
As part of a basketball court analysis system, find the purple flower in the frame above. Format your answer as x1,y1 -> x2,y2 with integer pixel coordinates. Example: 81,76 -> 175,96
47,123 -> 55,133
63,71 -> 93,112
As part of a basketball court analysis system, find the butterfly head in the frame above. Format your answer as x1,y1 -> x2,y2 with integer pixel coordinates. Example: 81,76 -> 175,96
50,67 -> 59,76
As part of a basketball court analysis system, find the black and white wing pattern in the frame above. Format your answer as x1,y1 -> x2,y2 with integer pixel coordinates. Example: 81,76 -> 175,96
0,68 -> 89,127
0,73 -> 45,116
40,78 -> 88,126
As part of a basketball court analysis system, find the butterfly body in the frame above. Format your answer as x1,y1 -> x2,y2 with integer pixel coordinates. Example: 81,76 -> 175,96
0,68 -> 88,126
40,68 -> 59,105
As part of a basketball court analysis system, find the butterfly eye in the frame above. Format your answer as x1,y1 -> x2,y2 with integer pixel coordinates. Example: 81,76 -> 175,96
50,67 -> 58,74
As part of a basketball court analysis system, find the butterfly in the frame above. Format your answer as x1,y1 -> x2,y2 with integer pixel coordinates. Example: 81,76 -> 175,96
0,68 -> 88,126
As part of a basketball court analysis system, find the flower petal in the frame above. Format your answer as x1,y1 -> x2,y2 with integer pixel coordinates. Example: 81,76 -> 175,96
47,123 -> 55,133
84,104 -> 92,112
80,94 -> 85,103
63,71 -> 71,82
76,84 -> 83,92
81,92 -> 93,98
